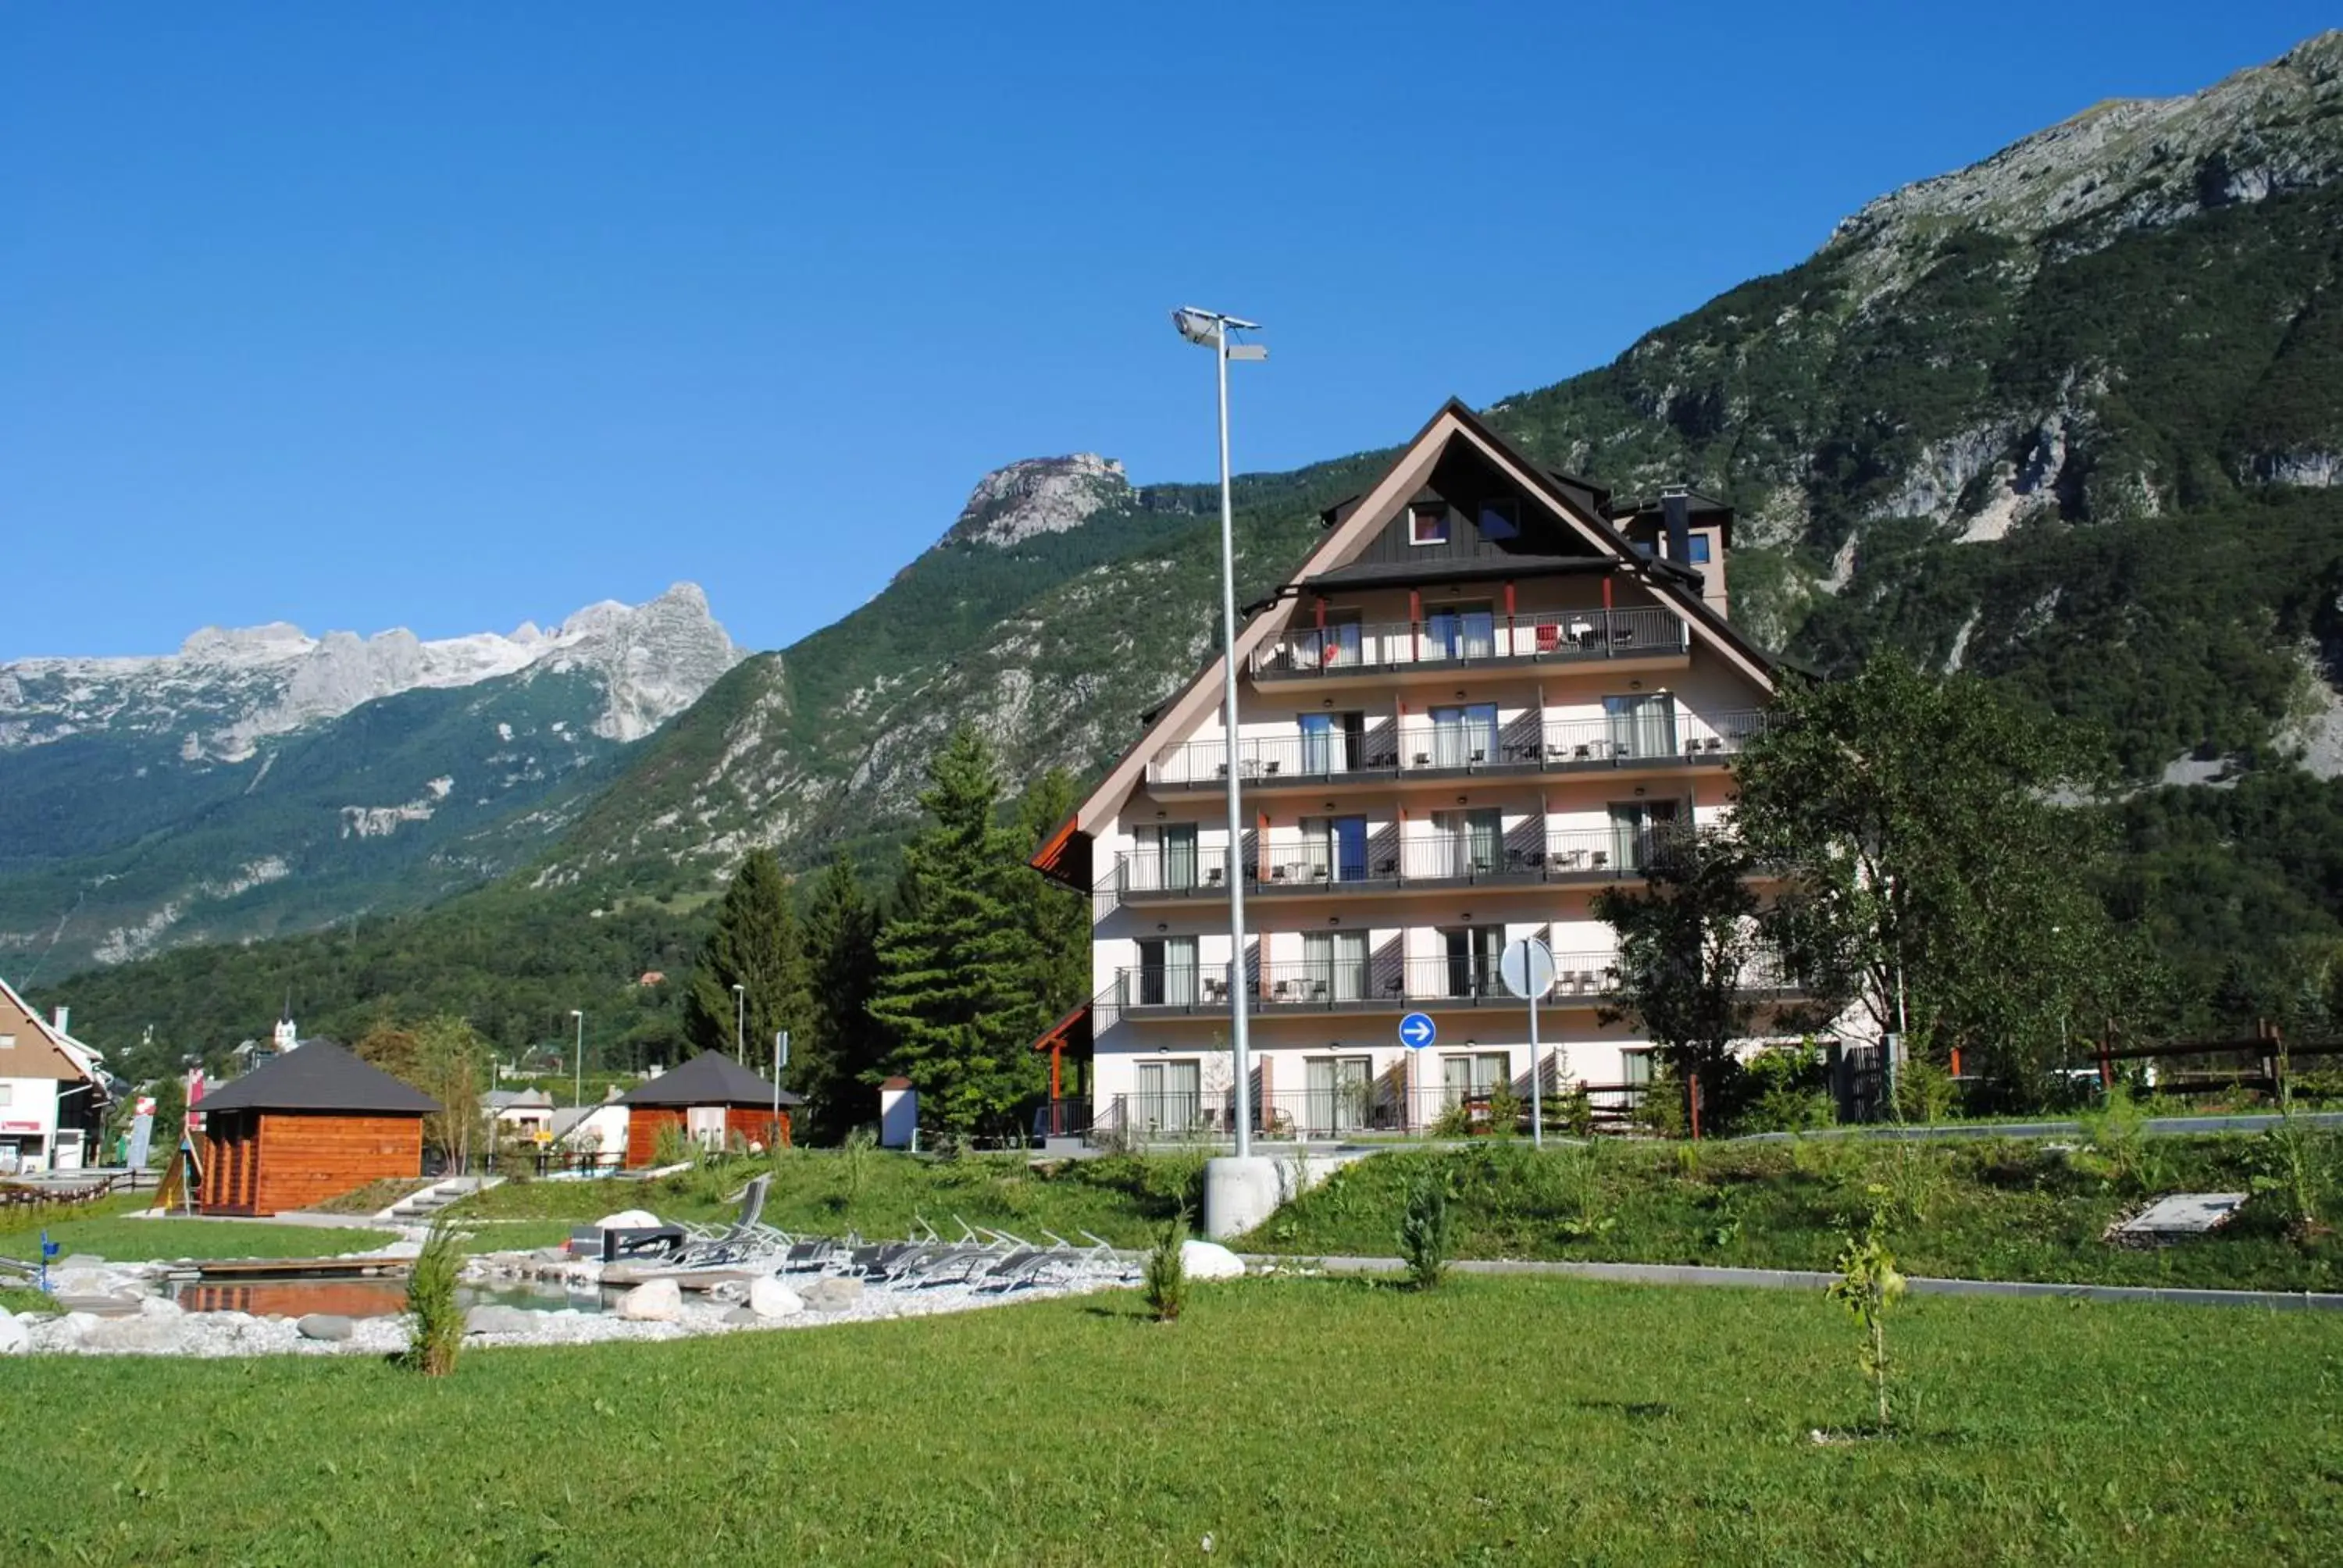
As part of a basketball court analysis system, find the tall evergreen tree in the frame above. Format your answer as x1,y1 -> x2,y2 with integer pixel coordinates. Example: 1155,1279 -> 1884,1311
1015,767 -> 1090,1024
799,853 -> 886,1141
868,727 -> 1049,1136
684,849 -> 811,1074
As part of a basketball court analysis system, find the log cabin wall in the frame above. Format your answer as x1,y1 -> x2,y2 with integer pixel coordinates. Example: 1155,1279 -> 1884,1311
623,1106 -> 791,1167
249,1112 -> 424,1215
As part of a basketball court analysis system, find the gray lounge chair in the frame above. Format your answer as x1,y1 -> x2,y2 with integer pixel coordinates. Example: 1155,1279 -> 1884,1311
666,1174 -> 776,1268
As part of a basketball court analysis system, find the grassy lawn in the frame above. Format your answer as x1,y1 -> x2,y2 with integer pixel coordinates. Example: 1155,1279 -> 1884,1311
2,1193 -> 398,1263
5,1274 -> 2341,1563
446,1148 -> 1204,1247
1244,1134 -> 2343,1292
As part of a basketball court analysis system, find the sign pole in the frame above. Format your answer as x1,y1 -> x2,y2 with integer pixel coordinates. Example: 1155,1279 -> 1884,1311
1529,985 -> 1542,1149
773,1031 -> 789,1149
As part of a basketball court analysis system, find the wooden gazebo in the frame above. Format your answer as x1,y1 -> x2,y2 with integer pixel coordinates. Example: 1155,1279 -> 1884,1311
618,1051 -> 803,1164
194,1041 -> 439,1216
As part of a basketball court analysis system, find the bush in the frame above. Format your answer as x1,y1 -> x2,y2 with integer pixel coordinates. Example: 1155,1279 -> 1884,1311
1143,1212 -> 1189,1323
401,1220 -> 464,1377
1396,1168 -> 1454,1290
651,1124 -> 692,1169
1891,1056 -> 1959,1124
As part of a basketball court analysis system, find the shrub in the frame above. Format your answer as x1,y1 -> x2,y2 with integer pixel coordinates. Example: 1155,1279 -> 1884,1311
1143,1212 -> 1189,1323
838,1127 -> 877,1216
1557,1085 -> 1596,1139
651,1123 -> 692,1169
1396,1169 -> 1454,1290
1891,1056 -> 1958,1125
401,1220 -> 464,1377
1484,1086 -> 1527,1138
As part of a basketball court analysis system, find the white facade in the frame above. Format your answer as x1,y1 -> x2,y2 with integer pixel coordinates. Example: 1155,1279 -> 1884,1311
1037,404 -> 1781,1140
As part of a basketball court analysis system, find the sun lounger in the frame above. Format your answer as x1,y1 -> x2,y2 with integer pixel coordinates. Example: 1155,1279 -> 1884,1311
665,1174 -> 777,1268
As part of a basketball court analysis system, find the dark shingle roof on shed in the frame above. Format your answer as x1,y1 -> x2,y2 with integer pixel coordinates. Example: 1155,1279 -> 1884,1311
617,1051 -> 804,1108
196,1040 -> 440,1115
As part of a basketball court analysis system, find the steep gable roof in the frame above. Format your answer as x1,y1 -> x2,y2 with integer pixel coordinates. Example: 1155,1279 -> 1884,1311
0,976 -> 98,1085
617,1050 -> 804,1108
196,1039 -> 441,1116
1032,399 -> 1779,884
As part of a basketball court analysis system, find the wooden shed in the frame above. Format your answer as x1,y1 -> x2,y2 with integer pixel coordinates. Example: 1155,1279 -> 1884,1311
619,1052 -> 802,1165
193,1041 -> 439,1216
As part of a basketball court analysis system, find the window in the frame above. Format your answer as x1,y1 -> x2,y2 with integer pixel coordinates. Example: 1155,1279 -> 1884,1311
0,1085 -> 11,1107
1136,1060 -> 1204,1134
1298,711 -> 1364,774
1430,808 -> 1503,877
1409,505 -> 1450,546
1609,799 -> 1684,871
1428,703 -> 1499,768
1425,602 -> 1494,661
1439,1052 -> 1510,1109
1479,498 -> 1520,540
1604,693 -> 1678,759
1302,930 -> 1369,1001
1686,533 -> 1713,564
0,1033 -> 12,1050
1161,823 -> 1198,889
1135,937 -> 1200,1007
1305,1056 -> 1374,1135
1442,925 -> 1507,997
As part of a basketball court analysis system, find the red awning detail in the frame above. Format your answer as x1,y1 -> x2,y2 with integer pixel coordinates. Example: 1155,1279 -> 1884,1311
1029,1002 -> 1093,1057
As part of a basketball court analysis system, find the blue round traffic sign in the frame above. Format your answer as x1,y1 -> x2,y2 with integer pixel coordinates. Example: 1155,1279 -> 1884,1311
1399,1012 -> 1437,1050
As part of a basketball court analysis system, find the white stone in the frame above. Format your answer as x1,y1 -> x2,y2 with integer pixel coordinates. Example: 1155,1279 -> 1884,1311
594,1209 -> 662,1231
1179,1240 -> 1245,1281
0,1308 -> 27,1356
465,1304 -> 537,1335
296,1313 -> 355,1342
615,1278 -> 683,1322
746,1278 -> 804,1319
798,1276 -> 865,1312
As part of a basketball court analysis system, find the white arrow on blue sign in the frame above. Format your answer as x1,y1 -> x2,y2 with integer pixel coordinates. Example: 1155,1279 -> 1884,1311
1399,1012 -> 1437,1050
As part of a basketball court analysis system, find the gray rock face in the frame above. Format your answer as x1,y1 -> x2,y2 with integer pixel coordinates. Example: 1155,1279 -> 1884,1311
465,1304 -> 537,1335
295,1313 -> 355,1342
798,1277 -> 865,1313
942,455 -> 1131,549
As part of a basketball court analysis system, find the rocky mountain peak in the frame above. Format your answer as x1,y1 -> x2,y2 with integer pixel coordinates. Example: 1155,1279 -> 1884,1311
943,454 -> 1131,548
1828,30 -> 2343,283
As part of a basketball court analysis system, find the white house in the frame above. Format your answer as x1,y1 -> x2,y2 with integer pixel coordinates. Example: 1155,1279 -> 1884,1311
0,979 -> 110,1173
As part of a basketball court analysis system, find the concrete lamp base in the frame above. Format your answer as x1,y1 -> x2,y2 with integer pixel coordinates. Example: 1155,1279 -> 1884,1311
1201,1156 -> 1282,1241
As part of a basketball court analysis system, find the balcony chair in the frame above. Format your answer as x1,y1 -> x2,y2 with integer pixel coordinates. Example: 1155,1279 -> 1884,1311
1590,850 -> 1610,870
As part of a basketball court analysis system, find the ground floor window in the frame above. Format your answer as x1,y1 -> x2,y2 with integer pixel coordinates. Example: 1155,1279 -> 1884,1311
1302,1055 -> 1374,1135
1439,1051 -> 1510,1107
1135,1059 -> 1203,1135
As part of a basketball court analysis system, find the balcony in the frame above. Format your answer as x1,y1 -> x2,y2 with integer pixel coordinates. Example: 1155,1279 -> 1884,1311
1102,948 -> 1803,1025
1251,606 -> 1689,684
1105,953 -> 1628,1020
1143,707 -> 1769,793
1103,825 -> 1699,907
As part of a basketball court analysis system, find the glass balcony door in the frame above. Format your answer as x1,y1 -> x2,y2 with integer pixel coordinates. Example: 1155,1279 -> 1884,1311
1305,1055 -> 1372,1135
1136,936 -> 1200,1006
1425,602 -> 1495,661
1428,704 -> 1499,768
1608,800 -> 1683,871
1303,929 -> 1369,1002
1604,693 -> 1678,760
1135,1060 -> 1202,1135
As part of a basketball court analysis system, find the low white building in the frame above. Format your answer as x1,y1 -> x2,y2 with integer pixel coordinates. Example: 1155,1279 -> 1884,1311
484,1088 -> 556,1138
550,1100 -> 629,1166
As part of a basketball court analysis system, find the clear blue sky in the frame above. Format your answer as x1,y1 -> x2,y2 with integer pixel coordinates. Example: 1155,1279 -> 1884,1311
5,3 -> 2332,660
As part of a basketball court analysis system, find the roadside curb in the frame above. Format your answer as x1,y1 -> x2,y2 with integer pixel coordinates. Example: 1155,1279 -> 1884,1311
1244,1253 -> 2343,1311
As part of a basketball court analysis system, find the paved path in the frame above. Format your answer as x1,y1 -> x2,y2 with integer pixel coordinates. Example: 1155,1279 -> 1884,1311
1252,1253 -> 2343,1311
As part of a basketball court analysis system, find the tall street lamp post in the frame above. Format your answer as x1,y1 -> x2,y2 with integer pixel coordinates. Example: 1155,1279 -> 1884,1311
569,1009 -> 584,1110
1172,306 -> 1267,1159
732,982 -> 747,1065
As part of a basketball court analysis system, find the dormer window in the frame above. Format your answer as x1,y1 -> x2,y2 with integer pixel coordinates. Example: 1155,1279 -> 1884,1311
1478,498 -> 1519,540
1687,533 -> 1713,564
1409,505 -> 1449,546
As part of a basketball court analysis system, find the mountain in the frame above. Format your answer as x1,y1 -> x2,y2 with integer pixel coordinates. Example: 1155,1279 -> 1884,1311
34,32 -> 2343,1066
0,584 -> 738,978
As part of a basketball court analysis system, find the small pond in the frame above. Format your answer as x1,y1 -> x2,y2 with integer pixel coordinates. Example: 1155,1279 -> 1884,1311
167,1274 -> 620,1320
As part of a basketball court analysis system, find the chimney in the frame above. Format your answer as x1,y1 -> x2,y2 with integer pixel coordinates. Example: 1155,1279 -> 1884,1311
51,1006 -> 69,1037
1660,488 -> 1692,568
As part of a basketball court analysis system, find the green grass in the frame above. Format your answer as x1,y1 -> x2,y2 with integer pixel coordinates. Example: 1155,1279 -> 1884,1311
0,1285 -> 52,1314
1243,1135 -> 2343,1292
2,1194 -> 398,1263
5,1275 -> 2341,1563
446,1149 -> 1206,1248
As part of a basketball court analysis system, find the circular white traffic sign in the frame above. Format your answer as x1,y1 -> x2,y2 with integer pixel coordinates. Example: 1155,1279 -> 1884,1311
1500,937 -> 1557,1001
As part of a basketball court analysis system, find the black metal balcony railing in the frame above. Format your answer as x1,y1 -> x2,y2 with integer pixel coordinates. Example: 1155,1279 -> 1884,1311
1144,708 -> 1769,788
1096,1082 -> 1639,1142
1251,606 -> 1689,679
1107,953 -> 1629,1017
1106,825 -> 1699,902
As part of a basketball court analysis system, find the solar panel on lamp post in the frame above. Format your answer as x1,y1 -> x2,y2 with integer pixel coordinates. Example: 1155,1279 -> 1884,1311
1171,307 -> 1267,1158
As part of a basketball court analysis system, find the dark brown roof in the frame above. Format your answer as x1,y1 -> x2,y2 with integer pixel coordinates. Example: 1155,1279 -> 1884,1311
618,1051 -> 804,1108
196,1040 -> 440,1116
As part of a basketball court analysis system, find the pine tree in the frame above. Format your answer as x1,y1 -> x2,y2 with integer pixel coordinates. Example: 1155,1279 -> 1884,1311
800,853 -> 886,1142
868,727 -> 1049,1137
684,849 -> 811,1075
1015,767 -> 1091,1024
